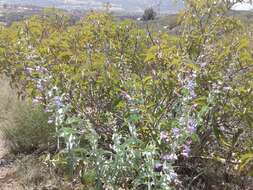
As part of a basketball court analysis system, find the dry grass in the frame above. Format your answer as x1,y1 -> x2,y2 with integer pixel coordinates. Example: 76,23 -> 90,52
0,77 -> 18,122
0,77 -> 55,154
0,77 -> 18,155
15,155 -> 83,190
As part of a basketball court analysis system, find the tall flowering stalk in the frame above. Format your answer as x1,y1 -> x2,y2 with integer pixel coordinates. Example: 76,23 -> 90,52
177,66 -> 198,157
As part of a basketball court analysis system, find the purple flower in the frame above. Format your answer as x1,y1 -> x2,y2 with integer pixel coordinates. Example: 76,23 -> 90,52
186,79 -> 197,99
172,128 -> 180,138
121,91 -> 132,101
35,66 -> 48,73
44,107 -> 52,113
187,80 -> 196,90
36,82 -> 44,91
170,171 -> 178,181
54,96 -> 63,108
189,90 -> 197,99
154,163 -> 163,172
200,62 -> 207,68
192,104 -> 198,110
186,140 -> 192,145
160,131 -> 169,141
187,118 -> 197,133
24,67 -> 33,74
182,145 -> 191,157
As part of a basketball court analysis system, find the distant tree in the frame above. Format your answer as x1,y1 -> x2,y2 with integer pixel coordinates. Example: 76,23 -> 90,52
142,7 -> 156,21
103,2 -> 112,12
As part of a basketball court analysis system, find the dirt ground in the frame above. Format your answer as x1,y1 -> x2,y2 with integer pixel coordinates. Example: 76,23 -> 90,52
0,78 -> 22,189
0,135 -> 23,190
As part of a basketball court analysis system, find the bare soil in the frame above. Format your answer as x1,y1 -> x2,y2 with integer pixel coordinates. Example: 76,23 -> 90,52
0,135 -> 23,190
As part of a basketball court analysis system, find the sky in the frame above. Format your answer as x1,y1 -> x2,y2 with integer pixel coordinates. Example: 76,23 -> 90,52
0,0 -> 184,13
61,0 -> 253,10
232,2 -> 253,10
1,0 -> 253,12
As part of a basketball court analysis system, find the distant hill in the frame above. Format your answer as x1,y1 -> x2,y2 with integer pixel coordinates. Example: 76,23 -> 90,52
1,0 -> 62,8
1,0 -> 184,14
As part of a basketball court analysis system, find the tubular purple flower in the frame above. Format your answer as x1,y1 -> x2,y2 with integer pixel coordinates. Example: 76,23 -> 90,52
187,80 -> 196,90
24,67 -> 33,74
190,90 -> 197,99
182,145 -> 191,157
121,91 -> 132,101
187,118 -> 197,133
154,163 -> 163,172
160,131 -> 169,141
37,82 -> 44,91
35,66 -> 48,73
54,96 -> 63,108
172,128 -> 180,138
44,106 -> 52,113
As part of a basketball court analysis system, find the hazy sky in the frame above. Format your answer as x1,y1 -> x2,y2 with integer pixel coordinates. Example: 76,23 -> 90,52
232,2 -> 253,10
1,0 -> 184,13
1,0 -> 253,11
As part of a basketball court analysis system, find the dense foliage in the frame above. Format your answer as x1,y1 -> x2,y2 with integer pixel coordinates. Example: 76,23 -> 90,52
0,1 -> 253,189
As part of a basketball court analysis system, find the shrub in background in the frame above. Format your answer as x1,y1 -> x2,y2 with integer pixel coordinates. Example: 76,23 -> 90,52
0,99 -> 55,154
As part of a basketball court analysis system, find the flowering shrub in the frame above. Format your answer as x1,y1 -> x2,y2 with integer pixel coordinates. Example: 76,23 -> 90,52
0,1 -> 253,189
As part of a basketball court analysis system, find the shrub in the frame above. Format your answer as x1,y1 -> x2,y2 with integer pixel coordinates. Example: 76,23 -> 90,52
0,0 -> 253,189
1,101 -> 55,154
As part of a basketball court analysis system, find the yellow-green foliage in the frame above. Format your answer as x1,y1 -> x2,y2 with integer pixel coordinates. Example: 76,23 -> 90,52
0,0 -> 252,189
